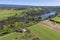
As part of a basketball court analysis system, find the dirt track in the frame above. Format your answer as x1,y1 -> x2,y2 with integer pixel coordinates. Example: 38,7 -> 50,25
40,20 -> 60,33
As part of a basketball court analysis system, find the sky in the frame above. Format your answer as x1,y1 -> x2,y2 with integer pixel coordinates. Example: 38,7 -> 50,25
0,0 -> 60,6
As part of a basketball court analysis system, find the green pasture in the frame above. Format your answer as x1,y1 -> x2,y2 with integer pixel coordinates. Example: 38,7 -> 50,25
51,17 -> 60,22
0,32 -> 21,40
29,23 -> 60,40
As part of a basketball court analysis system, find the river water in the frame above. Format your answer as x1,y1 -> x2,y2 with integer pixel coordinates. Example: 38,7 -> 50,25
41,11 -> 56,19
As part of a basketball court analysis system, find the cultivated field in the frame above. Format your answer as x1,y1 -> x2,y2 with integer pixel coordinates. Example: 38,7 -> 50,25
0,32 -> 38,40
29,23 -> 60,40
51,17 -> 60,22
0,32 -> 21,40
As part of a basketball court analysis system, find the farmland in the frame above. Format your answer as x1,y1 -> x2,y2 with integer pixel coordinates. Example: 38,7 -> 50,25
0,23 -> 60,40
51,17 -> 60,22
0,10 -> 25,21
0,32 -> 21,40
29,23 -> 60,40
0,32 -> 39,40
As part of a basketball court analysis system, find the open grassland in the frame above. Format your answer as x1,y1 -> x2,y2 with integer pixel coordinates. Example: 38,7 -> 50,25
0,32 -> 21,40
0,10 -> 24,21
29,23 -> 60,40
0,32 -> 38,40
0,32 -> 22,40
51,17 -> 60,22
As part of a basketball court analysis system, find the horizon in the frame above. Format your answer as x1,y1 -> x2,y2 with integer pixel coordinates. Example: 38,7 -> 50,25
0,0 -> 60,6
0,4 -> 60,6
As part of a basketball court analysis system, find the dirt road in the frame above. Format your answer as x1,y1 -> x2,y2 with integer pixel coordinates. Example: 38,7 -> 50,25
40,20 -> 60,33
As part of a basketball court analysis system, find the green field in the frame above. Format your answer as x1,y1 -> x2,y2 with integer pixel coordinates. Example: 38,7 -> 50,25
0,32 -> 21,40
51,17 -> 60,22
0,10 -> 24,21
29,23 -> 60,40
0,23 -> 60,40
0,32 -> 38,40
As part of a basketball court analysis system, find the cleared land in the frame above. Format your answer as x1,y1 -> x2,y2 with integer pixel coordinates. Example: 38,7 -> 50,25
0,10 -> 23,21
29,23 -> 60,40
41,20 -> 60,32
51,17 -> 60,22
0,32 -> 38,40
0,32 -> 21,40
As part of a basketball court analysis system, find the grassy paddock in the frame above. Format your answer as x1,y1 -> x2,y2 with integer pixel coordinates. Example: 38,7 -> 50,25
0,10 -> 23,21
51,17 -> 60,22
0,32 -> 21,40
29,23 -> 60,40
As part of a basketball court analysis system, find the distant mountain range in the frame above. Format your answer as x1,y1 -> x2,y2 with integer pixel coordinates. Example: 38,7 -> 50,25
0,4 -> 39,8
0,4 -> 60,10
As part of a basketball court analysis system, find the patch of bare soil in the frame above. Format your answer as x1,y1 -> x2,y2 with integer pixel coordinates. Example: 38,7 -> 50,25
40,20 -> 60,33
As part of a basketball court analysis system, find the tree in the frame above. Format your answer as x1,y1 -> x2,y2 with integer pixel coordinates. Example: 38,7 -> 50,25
13,22 -> 19,29
2,27 -> 13,33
